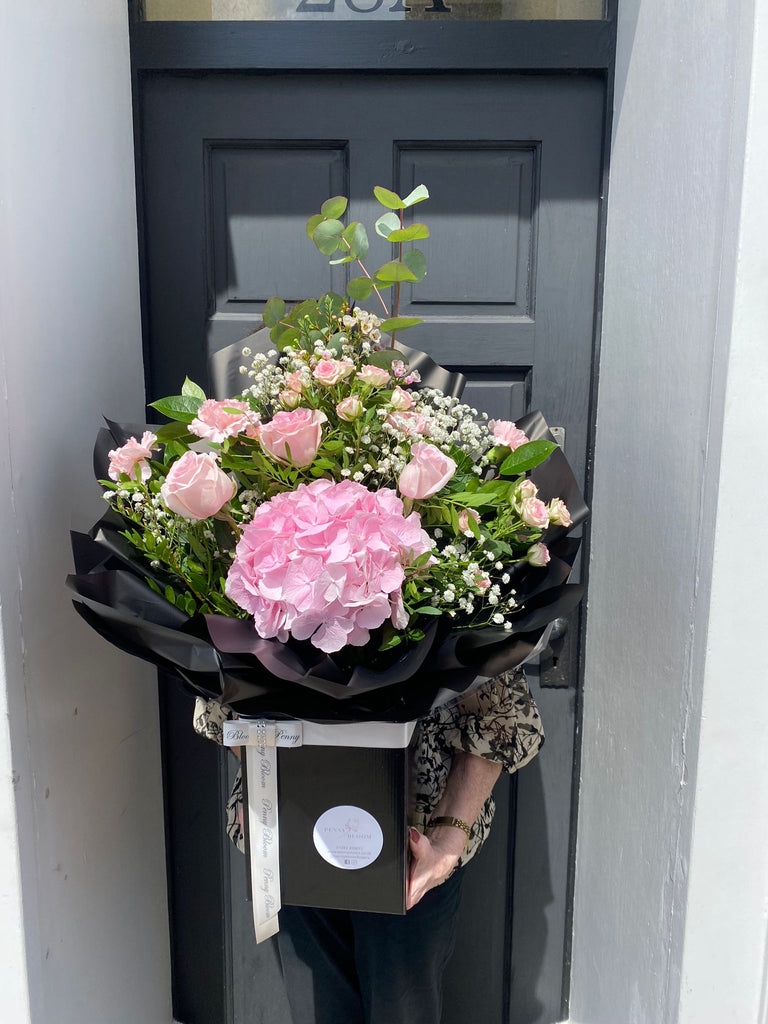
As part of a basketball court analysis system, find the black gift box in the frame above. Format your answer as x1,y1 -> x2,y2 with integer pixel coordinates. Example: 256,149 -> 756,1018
239,725 -> 412,917
275,744 -> 409,915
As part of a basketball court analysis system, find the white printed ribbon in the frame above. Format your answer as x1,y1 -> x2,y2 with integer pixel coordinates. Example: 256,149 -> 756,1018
222,718 -> 416,943
222,719 -> 303,943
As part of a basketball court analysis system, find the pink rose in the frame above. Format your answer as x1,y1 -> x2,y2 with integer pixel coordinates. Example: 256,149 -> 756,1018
391,360 -> 409,379
520,496 -> 550,529
389,386 -> 414,411
260,408 -> 327,468
398,442 -> 457,500
160,451 -> 236,520
189,399 -> 261,444
489,419 -> 529,451
279,389 -> 302,410
285,371 -> 306,393
312,359 -> 354,386
526,542 -> 550,567
108,431 -> 157,482
356,364 -> 391,388
547,497 -> 572,527
515,479 -> 538,502
458,508 -> 481,533
385,410 -> 429,437
336,395 -> 364,422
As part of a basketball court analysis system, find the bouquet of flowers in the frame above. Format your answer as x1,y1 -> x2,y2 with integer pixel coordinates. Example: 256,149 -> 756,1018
68,185 -> 587,723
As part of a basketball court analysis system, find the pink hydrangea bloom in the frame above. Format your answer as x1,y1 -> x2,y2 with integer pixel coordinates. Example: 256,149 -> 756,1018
489,419 -> 529,451
189,399 -> 261,444
108,431 -> 157,482
226,479 -> 433,653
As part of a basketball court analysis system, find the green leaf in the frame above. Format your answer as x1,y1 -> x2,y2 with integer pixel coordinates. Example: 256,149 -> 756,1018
329,255 -> 353,265
342,221 -> 369,260
402,248 -> 426,281
306,213 -> 323,239
182,377 -> 206,401
375,211 -> 400,239
387,223 -> 430,242
413,605 -> 442,616
346,277 -> 375,301
373,186 -> 405,210
312,218 -> 345,256
499,440 -> 558,477
380,316 -> 422,332
367,348 -> 401,368
402,184 -> 429,207
321,195 -> 348,219
154,420 -> 194,444
447,492 -> 501,507
262,295 -> 286,328
375,260 -> 418,283
149,395 -> 202,422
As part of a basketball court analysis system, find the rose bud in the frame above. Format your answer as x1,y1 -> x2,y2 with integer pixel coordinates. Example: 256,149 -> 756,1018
389,386 -> 414,411
279,389 -> 302,410
458,508 -> 481,533
398,442 -> 457,500
547,497 -> 572,527
336,395 -> 364,422
260,408 -> 327,467
160,451 -> 236,520
526,542 -> 551,567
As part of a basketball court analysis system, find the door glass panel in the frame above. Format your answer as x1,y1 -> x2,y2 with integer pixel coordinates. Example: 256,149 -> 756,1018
143,0 -> 605,21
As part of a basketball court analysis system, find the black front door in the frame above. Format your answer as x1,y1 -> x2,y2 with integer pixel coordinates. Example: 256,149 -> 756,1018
137,69 -> 604,1024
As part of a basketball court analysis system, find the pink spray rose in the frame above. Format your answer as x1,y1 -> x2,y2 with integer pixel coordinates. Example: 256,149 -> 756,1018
458,508 -> 481,533
284,370 -> 306,393
108,431 -> 157,482
547,497 -> 572,527
336,395 -> 364,422
260,408 -> 327,468
526,542 -> 551,567
489,419 -> 529,451
398,442 -> 457,500
356,364 -> 391,388
189,399 -> 261,444
312,358 -> 355,386
279,389 -> 302,410
389,386 -> 414,411
160,451 -> 236,520
226,479 -> 433,653
385,410 -> 429,437
514,478 -> 538,502
520,495 -> 551,530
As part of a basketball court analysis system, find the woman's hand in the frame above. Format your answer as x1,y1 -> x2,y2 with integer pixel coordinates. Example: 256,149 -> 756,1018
406,826 -> 465,910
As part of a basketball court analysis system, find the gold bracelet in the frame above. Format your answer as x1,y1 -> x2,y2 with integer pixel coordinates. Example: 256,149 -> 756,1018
428,815 -> 472,846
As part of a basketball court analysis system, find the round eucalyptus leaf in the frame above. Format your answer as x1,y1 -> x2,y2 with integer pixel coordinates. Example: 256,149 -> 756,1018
373,186 -> 405,210
402,249 -> 427,281
313,219 -> 344,255
402,184 -> 430,207
320,195 -> 348,220
387,223 -> 430,242
346,277 -> 375,301
375,212 -> 400,239
375,260 -> 418,283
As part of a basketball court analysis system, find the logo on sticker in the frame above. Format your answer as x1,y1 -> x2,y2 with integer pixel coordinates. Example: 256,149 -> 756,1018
312,805 -> 384,870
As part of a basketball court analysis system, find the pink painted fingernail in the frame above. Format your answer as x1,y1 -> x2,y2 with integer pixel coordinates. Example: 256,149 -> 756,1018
409,827 -> 420,844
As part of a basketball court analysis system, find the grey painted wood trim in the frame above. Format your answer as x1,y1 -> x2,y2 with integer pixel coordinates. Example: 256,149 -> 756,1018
130,20 -> 616,71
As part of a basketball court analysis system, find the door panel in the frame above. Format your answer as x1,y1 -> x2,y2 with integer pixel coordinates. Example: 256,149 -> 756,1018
140,71 -> 603,1024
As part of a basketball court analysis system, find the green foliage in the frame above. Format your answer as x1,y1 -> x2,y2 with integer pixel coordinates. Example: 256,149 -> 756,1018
149,394 -> 202,422
499,440 -> 558,477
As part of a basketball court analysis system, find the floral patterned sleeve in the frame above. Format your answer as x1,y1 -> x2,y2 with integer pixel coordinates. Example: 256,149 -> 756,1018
193,698 -> 246,854
434,668 -> 545,774
193,696 -> 232,743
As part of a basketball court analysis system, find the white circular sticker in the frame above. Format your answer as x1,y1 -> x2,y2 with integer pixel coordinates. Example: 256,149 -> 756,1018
312,805 -> 384,871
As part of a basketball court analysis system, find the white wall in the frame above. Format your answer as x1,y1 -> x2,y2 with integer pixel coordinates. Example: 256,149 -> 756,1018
677,0 -> 768,1018
0,3 -> 172,1022
570,0 -> 760,1022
